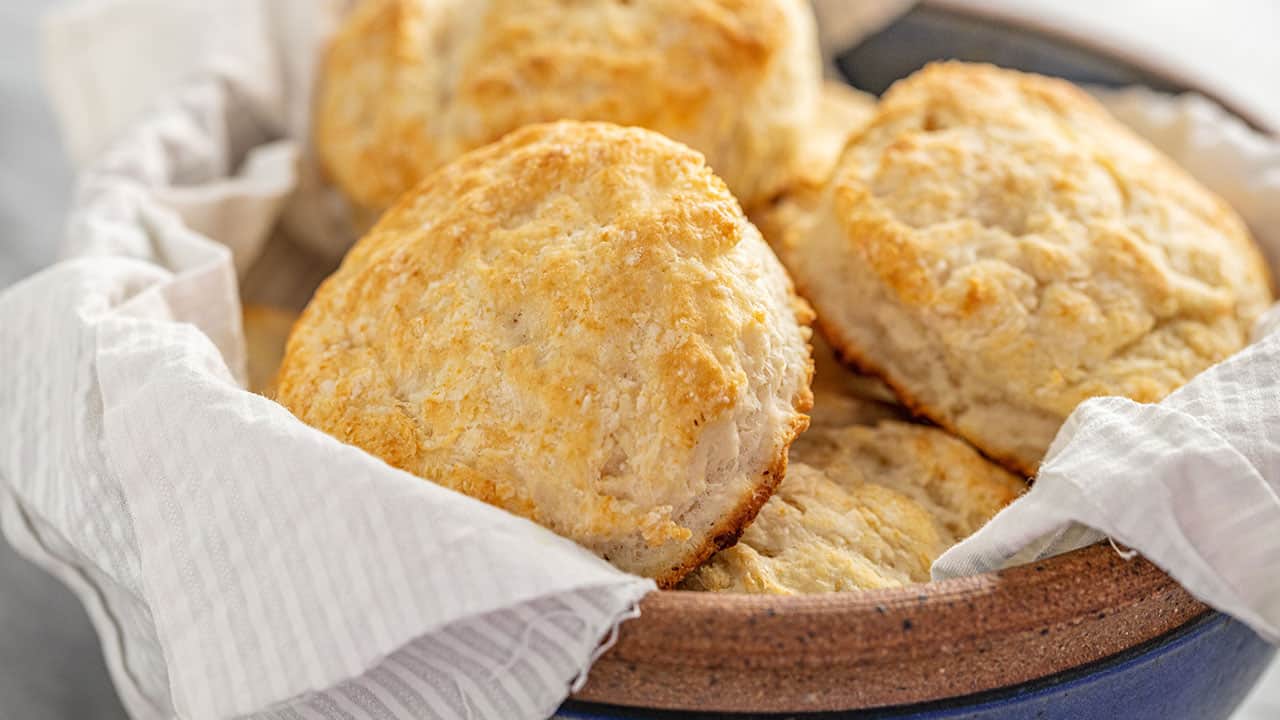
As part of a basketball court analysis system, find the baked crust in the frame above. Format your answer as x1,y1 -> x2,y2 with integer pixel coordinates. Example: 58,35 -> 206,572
682,333 -> 1024,595
681,409 -> 1025,594
785,62 -> 1274,476
279,122 -> 814,586
316,0 -> 822,214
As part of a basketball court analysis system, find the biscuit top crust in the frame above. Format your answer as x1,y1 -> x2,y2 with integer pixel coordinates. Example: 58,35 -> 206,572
278,122 -> 813,579
681,419 -> 1026,594
317,0 -> 820,212
788,421 -> 1025,547
807,63 -> 1271,470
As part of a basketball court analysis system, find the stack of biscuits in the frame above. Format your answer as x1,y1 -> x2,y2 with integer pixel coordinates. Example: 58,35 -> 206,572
247,0 -> 1272,594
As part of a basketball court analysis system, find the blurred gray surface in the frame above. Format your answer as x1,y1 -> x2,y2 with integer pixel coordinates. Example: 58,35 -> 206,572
0,539 -> 129,719
1,1 -> 130,718
0,1 -> 1277,719
0,1 -> 71,288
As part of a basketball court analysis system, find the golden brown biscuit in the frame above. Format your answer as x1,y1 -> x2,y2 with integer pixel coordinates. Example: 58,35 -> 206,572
278,122 -> 814,587
242,305 -> 299,397
317,0 -> 821,215
784,62 -> 1273,476
749,81 -> 877,248
680,419 -> 1025,594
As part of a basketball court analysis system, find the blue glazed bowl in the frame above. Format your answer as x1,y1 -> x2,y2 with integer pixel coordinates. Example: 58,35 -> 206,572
558,5 -> 1277,719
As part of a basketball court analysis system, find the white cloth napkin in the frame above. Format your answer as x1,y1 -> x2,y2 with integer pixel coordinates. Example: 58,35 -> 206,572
9,2 -> 1279,720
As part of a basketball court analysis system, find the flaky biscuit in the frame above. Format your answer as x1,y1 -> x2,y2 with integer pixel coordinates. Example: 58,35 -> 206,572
316,0 -> 821,215
278,122 -> 814,587
680,419 -> 1025,594
749,81 -> 877,249
785,62 -> 1273,475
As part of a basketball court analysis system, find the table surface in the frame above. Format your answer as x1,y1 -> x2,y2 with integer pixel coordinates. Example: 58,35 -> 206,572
1,1 -> 1277,718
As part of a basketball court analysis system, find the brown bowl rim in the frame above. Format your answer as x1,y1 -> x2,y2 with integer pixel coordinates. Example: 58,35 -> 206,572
574,543 -> 1206,712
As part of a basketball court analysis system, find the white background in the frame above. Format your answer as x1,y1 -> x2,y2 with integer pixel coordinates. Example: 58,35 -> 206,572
1,1 -> 1277,717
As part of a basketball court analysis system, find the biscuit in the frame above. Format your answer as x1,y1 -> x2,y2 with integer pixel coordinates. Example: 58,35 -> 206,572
680,419 -> 1025,594
242,305 -> 299,397
784,62 -> 1273,475
316,0 -> 822,215
749,81 -> 877,248
808,331 -> 906,429
277,122 -> 814,587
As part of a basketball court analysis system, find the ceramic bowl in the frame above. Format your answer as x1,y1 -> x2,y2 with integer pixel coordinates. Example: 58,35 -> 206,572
558,4 -> 1276,718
